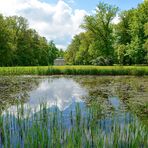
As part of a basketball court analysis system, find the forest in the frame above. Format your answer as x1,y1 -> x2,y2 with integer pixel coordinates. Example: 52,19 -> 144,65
0,1 -> 148,66
0,15 -> 64,66
65,1 -> 148,65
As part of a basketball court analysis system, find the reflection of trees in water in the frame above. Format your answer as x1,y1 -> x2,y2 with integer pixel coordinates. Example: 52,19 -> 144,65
0,77 -> 39,114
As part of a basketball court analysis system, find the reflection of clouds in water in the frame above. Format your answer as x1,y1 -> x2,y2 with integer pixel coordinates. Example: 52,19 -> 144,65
29,78 -> 87,111
5,78 -> 88,116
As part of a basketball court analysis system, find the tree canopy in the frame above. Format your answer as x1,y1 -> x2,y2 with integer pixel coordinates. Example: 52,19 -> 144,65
0,15 -> 63,66
0,1 -> 148,66
65,1 -> 148,65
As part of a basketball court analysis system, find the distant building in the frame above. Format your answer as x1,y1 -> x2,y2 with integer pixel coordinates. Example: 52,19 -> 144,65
54,58 -> 65,66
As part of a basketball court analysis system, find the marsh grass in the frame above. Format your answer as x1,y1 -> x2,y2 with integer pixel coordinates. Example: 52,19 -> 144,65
0,103 -> 147,148
0,66 -> 148,76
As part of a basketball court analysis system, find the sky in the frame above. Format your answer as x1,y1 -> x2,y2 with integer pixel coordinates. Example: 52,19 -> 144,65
0,0 -> 143,49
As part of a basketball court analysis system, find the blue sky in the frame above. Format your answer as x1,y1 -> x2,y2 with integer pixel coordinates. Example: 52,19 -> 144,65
42,0 -> 143,12
0,0 -> 144,49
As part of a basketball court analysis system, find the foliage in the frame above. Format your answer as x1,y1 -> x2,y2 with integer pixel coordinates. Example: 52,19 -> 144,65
65,35 -> 81,65
0,15 -> 62,66
0,1 -> 148,66
65,1 -> 148,66
65,2 -> 118,65
114,0 -> 148,65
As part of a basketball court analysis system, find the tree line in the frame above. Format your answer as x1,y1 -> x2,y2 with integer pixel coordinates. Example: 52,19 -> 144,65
0,15 -> 64,66
0,1 -> 147,66
65,1 -> 148,65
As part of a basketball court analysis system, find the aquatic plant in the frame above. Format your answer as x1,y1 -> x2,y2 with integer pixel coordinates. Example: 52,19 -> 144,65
0,103 -> 147,148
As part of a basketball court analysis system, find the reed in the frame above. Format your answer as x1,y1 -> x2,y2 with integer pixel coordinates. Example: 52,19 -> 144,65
0,66 -> 148,76
0,103 -> 147,147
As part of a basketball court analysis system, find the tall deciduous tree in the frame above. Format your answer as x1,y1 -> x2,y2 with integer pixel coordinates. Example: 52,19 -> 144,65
81,2 -> 118,64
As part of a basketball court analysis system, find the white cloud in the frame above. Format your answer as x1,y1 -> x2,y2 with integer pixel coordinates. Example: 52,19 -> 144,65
112,15 -> 120,24
0,0 -> 87,49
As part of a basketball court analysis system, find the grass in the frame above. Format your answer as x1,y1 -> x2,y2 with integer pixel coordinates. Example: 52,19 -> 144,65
0,103 -> 147,148
0,66 -> 148,76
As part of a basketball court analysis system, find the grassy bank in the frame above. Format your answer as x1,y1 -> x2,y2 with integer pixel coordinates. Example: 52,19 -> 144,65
0,66 -> 148,76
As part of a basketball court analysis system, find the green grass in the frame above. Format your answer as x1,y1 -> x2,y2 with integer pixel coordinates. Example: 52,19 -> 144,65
0,66 -> 148,75
0,103 -> 148,148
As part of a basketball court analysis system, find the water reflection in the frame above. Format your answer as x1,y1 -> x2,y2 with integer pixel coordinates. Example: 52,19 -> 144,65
109,97 -> 120,110
1,76 -> 147,147
5,78 -> 88,116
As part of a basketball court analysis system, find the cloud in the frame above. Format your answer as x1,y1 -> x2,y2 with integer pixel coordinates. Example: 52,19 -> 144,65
0,0 -> 87,49
112,15 -> 120,24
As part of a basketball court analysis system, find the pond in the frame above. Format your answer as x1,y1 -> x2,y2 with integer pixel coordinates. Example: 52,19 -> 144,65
0,76 -> 148,147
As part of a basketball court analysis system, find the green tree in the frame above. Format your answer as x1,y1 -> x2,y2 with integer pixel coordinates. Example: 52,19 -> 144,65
58,49 -> 65,58
144,22 -> 148,62
115,10 -> 133,45
0,14 -> 60,66
0,14 -> 16,66
75,32 -> 91,65
65,35 -> 81,65
47,41 -> 59,65
115,44 -> 127,65
81,2 -> 118,64
115,0 -> 148,65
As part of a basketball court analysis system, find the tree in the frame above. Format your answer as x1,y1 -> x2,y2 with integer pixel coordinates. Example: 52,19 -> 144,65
81,2 -> 118,64
65,2 -> 118,65
114,0 -> 148,65
58,49 -> 65,58
47,41 -> 59,65
114,10 -> 133,45
65,35 -> 81,65
115,44 -> 127,65
0,14 -> 60,66
144,22 -> 148,62
75,32 -> 91,65
0,14 -> 16,66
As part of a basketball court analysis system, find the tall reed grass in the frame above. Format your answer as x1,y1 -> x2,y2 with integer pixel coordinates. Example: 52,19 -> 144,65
0,66 -> 148,76
0,103 -> 147,147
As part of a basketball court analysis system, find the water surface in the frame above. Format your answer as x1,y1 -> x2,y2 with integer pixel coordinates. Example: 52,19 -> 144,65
0,76 -> 148,147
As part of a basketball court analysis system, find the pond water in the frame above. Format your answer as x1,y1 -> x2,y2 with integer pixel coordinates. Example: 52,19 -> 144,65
5,78 -> 87,116
0,76 -> 148,147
